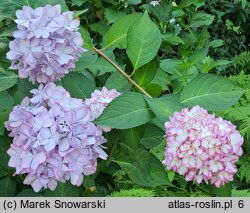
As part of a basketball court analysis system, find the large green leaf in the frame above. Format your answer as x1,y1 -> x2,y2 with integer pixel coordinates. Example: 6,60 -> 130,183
0,176 -> 16,196
146,95 -> 183,122
114,146 -> 171,187
62,72 -> 95,99
44,182 -> 80,197
127,12 -> 162,71
95,92 -> 152,129
106,13 -> 142,49
0,72 -> 18,92
180,74 -> 245,111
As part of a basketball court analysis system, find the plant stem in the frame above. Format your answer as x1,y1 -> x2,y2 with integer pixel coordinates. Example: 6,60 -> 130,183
93,47 -> 152,98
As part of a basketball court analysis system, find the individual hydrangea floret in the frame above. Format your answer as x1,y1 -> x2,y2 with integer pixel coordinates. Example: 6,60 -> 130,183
150,0 -> 160,6
163,106 -> 243,187
7,5 -> 86,84
5,83 -> 107,192
84,87 -> 121,132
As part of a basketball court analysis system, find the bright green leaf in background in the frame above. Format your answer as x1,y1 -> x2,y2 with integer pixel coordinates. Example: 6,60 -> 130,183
127,12 -> 162,71
180,74 -> 245,111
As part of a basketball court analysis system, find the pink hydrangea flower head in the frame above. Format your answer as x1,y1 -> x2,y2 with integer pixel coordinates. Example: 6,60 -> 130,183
7,5 -> 86,84
84,87 -> 121,132
163,105 -> 244,187
5,83 -> 107,192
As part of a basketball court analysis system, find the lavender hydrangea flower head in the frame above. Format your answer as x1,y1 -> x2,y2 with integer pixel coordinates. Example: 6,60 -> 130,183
163,106 -> 243,187
5,83 -> 107,192
7,5 -> 86,84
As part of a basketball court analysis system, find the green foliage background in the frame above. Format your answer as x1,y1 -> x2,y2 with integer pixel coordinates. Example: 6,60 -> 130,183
0,0 -> 249,197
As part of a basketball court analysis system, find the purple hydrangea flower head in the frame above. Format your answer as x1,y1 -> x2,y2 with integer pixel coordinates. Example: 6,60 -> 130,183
5,83 -> 107,192
84,87 -> 121,132
7,5 -> 86,84
163,106 -> 243,187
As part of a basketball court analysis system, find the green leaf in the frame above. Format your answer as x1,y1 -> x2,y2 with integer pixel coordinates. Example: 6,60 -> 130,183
90,21 -> 109,36
0,136 -> 11,169
146,95 -> 183,122
95,92 -> 152,129
13,79 -> 34,104
16,189 -> 42,197
30,0 -> 68,12
160,59 -> 184,76
0,109 -> 11,136
139,124 -> 164,149
106,13 -> 142,49
120,126 -> 145,149
231,189 -> 250,197
104,8 -> 126,24
72,50 -> 98,72
71,0 -> 87,6
0,72 -> 18,92
189,12 -> 214,27
0,176 -> 16,196
180,74 -> 245,111
163,33 -> 185,45
133,59 -> 158,86
150,139 -> 166,161
0,91 -> 14,111
111,188 -> 155,197
105,71 -> 131,92
79,26 -> 93,50
209,39 -> 224,48
87,49 -> 117,76
0,0 -> 26,19
145,83 -> 162,98
151,69 -> 170,91
44,182 -> 81,197
189,47 -> 209,65
115,146 -> 171,187
127,12 -> 162,71
62,72 -> 95,99
207,183 -> 232,197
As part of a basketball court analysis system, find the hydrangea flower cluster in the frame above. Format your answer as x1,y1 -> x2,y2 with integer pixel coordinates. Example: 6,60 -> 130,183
84,87 -> 121,132
163,106 -> 243,187
6,5 -> 85,84
84,87 -> 121,120
5,83 -> 108,192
